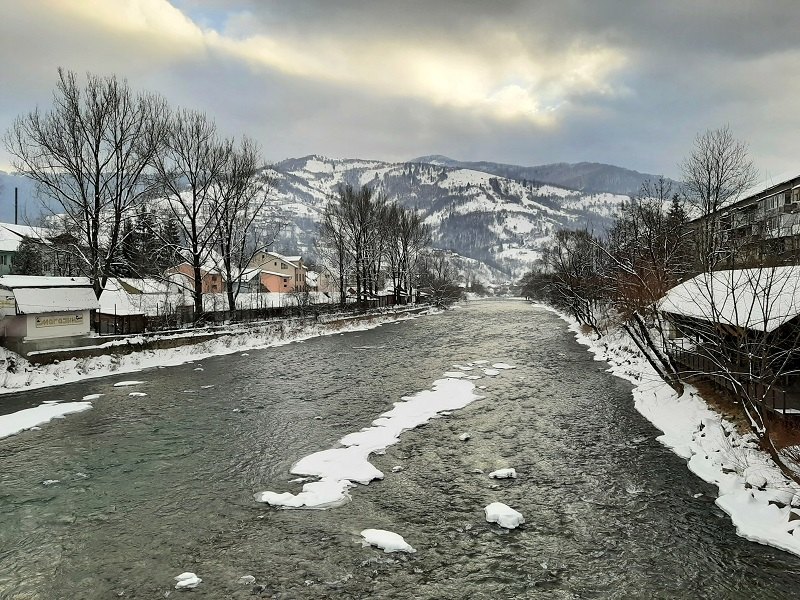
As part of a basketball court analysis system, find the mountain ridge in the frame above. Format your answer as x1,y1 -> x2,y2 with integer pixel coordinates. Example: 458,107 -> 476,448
410,155 -> 676,196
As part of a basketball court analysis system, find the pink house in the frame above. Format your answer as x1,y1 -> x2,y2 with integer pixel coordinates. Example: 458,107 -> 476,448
247,251 -> 308,292
166,262 -> 224,293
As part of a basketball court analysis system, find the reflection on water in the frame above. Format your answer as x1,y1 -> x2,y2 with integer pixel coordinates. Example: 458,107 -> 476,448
1,300 -> 800,599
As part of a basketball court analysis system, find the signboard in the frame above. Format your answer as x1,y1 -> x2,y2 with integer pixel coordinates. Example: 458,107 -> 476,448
35,314 -> 84,328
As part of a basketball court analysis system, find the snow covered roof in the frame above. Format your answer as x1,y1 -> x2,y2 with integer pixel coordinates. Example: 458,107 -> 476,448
117,278 -> 170,295
0,275 -> 92,289
0,223 -> 47,253
0,276 -> 97,314
99,287 -> 143,316
261,251 -> 304,269
659,266 -> 800,333
13,287 -> 98,314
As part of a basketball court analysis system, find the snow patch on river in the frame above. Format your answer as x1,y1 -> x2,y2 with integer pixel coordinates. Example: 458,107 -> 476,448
540,303 -> 800,558
0,401 -> 93,439
255,362 -> 514,510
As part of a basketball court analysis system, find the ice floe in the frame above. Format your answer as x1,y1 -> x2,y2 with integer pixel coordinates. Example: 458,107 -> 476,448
492,363 -> 516,370
0,401 -> 93,439
113,381 -> 144,387
459,433 -> 471,441
484,502 -> 524,529
128,392 -> 147,397
489,468 -> 517,479
237,575 -> 256,585
174,572 -> 202,589
255,374 -> 486,509
360,529 -> 416,553
82,393 -> 103,401
482,368 -> 500,376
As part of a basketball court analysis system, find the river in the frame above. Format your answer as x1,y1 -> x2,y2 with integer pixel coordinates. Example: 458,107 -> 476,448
1,300 -> 799,599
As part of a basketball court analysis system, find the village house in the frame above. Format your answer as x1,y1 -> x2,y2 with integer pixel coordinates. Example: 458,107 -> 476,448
247,251 -> 308,293
0,223 -> 49,275
659,266 -> 800,415
0,275 -> 99,355
166,261 -> 224,294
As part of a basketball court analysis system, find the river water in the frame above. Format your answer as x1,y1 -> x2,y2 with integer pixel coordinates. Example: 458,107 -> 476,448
1,300 -> 799,599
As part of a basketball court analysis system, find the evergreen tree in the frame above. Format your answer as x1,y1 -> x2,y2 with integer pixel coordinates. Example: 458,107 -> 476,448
11,238 -> 44,275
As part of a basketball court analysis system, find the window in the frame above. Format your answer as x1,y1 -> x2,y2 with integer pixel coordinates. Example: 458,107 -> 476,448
281,262 -> 287,269
283,278 -> 288,283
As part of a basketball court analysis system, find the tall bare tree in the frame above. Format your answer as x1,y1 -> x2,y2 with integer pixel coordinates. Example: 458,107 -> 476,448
210,138 -> 279,313
3,68 -> 167,297
152,109 -> 228,321
681,125 -> 757,269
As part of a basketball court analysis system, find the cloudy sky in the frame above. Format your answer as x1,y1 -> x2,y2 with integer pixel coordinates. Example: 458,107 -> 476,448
0,0 -> 797,178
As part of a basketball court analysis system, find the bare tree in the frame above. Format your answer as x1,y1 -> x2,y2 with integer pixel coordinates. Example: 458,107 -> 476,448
3,68 -> 167,297
541,228 -> 608,335
210,138 -> 279,313
418,251 -> 463,307
317,203 -> 351,306
590,179 -> 690,393
681,125 -> 757,269
152,109 -> 228,322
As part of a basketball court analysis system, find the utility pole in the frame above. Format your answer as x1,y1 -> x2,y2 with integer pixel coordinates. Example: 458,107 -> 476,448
14,187 -> 18,225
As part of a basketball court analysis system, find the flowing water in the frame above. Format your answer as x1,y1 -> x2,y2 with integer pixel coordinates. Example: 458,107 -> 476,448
1,300 -> 799,599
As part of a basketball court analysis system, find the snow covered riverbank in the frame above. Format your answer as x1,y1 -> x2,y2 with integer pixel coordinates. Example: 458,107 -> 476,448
536,303 -> 800,558
0,307 -> 434,398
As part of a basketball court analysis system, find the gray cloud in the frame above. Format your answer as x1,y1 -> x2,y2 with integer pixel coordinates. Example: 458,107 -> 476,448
1,0 -> 798,179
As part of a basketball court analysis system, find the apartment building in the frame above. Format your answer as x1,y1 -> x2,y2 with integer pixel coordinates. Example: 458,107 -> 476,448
693,173 -> 800,267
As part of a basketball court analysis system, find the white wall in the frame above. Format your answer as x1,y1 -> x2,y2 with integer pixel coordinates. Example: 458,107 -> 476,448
24,310 -> 90,340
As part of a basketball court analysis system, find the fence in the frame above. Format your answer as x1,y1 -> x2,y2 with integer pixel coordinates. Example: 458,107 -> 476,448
95,294 -> 415,336
667,341 -> 798,415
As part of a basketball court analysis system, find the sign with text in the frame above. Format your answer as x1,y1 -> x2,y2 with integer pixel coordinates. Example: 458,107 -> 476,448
35,314 -> 84,328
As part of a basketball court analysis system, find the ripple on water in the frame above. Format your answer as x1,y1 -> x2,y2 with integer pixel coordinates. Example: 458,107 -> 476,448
0,302 -> 799,599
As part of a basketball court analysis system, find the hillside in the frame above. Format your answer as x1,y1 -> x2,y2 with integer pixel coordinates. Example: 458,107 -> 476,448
1,156 -> 634,283
266,155 -> 631,281
412,155 -> 674,196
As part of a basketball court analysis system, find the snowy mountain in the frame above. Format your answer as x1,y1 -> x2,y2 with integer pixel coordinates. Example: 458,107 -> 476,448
266,155 -> 632,281
412,155 -> 674,196
2,155 -> 636,283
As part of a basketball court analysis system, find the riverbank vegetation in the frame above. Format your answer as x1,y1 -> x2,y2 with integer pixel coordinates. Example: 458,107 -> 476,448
521,126 -> 800,484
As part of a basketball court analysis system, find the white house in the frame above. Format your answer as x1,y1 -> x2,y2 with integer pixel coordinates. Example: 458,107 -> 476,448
0,275 -> 99,354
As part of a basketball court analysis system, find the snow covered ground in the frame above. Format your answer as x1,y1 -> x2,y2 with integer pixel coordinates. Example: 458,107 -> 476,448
538,303 -> 800,558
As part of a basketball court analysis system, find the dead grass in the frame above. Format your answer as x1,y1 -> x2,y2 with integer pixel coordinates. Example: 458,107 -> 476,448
689,378 -> 751,435
690,377 -> 800,450
766,416 -> 800,451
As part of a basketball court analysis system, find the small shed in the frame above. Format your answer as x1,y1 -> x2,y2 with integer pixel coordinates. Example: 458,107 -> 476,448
0,275 -> 99,354
98,280 -> 147,335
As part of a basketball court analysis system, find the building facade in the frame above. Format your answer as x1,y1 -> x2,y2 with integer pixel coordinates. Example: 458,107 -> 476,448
691,174 -> 800,268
